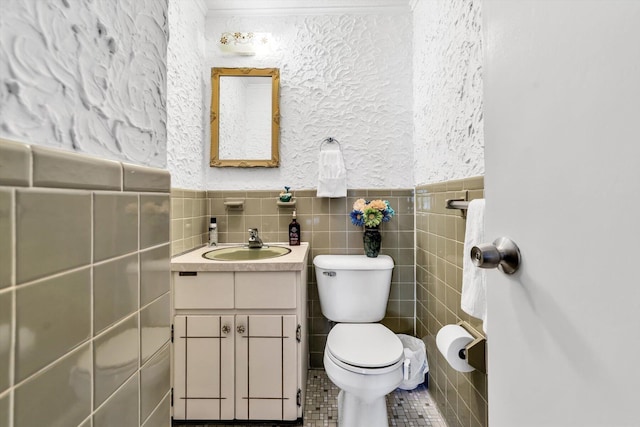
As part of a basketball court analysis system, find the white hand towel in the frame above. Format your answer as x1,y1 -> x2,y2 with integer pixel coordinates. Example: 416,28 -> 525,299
317,149 -> 347,198
461,199 -> 488,333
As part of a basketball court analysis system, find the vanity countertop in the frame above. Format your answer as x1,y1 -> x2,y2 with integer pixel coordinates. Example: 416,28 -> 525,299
171,242 -> 309,272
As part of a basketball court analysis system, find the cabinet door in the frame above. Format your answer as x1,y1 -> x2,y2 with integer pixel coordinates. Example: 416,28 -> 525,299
235,315 -> 298,420
173,315 -> 234,420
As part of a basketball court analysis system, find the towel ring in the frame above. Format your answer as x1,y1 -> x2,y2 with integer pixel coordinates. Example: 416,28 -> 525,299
320,137 -> 343,152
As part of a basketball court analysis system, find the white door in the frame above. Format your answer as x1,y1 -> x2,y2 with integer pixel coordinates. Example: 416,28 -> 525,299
482,1 -> 640,426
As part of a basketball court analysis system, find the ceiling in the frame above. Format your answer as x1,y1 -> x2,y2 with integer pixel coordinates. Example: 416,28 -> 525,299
203,0 -> 413,16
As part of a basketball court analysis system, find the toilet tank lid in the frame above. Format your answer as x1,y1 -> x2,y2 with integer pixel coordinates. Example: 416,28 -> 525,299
313,254 -> 394,270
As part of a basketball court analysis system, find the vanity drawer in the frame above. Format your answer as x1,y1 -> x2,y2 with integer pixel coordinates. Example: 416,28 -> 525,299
173,272 -> 234,309
235,272 -> 296,309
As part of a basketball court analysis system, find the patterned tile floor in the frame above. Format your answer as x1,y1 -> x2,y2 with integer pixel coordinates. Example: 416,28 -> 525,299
173,369 -> 446,427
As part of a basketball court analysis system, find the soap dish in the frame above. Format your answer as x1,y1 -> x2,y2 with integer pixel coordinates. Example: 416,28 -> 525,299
224,199 -> 244,210
276,198 -> 296,207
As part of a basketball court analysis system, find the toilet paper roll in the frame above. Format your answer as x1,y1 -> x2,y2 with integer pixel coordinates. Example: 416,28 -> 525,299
436,324 -> 475,373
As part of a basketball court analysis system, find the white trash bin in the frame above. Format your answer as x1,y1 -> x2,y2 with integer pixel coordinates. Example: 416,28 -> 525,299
397,334 -> 429,390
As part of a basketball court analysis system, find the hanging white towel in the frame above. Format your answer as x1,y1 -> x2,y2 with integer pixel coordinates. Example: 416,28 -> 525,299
317,148 -> 347,198
461,199 -> 488,333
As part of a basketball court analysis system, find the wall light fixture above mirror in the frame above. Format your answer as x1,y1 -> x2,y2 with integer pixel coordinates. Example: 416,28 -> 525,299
219,32 -> 273,55
210,67 -> 280,168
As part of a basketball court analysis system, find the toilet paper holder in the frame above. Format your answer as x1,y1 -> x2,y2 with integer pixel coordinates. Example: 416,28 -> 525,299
457,321 -> 487,374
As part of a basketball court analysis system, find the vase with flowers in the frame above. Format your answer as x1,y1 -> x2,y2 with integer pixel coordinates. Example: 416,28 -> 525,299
350,198 -> 395,257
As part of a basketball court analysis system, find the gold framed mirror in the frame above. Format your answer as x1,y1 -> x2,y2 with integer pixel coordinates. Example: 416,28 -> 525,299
210,67 -> 280,167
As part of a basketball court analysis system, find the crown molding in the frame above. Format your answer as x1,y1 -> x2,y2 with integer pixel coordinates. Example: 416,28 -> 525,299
204,0 -> 411,16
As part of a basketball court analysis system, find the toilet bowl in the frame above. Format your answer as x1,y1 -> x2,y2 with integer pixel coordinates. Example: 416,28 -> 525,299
323,323 -> 404,426
313,255 -> 404,427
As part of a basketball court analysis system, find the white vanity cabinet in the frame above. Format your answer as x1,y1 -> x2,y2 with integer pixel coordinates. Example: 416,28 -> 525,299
173,314 -> 235,420
235,313 -> 298,420
170,245 -> 308,423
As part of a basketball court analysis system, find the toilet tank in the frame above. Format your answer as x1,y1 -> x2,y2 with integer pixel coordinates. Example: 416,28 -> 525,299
313,255 -> 394,322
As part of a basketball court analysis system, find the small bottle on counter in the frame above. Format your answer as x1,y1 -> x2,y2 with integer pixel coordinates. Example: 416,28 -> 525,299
288,211 -> 300,246
209,217 -> 218,246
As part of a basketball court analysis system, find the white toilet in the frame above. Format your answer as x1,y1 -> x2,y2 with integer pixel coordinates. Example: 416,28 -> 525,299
313,254 -> 404,427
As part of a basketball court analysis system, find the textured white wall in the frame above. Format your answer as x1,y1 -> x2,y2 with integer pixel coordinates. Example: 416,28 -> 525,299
167,0 -> 207,188
0,0 -> 168,167
413,0 -> 484,185
204,12 -> 413,190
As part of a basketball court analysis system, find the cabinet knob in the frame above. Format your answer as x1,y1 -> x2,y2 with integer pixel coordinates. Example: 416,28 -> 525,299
221,324 -> 230,334
237,325 -> 246,334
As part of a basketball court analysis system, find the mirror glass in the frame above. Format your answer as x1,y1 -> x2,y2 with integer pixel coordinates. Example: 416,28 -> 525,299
210,68 -> 280,167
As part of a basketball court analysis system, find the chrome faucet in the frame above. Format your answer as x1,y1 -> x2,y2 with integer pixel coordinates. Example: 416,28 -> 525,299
247,228 -> 263,248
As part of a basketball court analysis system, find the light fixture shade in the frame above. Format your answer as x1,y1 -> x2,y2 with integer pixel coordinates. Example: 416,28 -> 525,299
219,32 -> 272,55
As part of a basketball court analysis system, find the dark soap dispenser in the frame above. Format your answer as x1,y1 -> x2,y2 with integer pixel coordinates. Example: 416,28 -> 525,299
288,210 -> 300,246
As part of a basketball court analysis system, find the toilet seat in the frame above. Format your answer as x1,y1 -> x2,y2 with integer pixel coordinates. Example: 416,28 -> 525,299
326,324 -> 403,374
